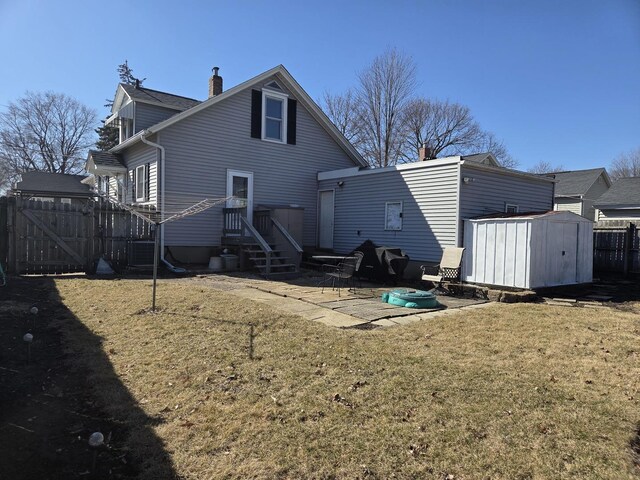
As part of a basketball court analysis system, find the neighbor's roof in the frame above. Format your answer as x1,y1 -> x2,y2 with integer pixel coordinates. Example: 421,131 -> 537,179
461,152 -> 499,167
14,172 -> 93,196
594,177 -> 640,207
88,150 -> 125,169
120,84 -> 201,111
111,65 -> 368,167
542,168 -> 609,196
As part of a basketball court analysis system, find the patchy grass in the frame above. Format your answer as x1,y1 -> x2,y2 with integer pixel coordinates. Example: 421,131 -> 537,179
53,278 -> 640,479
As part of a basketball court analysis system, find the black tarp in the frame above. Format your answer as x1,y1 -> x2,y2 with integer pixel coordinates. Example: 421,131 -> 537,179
351,240 -> 409,283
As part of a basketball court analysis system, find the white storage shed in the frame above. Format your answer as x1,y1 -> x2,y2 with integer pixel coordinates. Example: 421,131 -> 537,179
462,211 -> 593,289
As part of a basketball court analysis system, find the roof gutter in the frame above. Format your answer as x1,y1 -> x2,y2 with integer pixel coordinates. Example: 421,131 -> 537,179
140,131 -> 165,260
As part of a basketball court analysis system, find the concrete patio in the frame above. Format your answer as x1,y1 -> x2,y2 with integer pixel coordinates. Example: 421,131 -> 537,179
180,271 -> 491,329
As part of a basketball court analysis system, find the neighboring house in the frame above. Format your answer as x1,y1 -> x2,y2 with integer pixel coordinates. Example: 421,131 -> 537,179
594,177 -> 640,221
542,168 -> 611,220
87,65 -> 366,272
12,171 -> 94,205
317,152 -> 555,272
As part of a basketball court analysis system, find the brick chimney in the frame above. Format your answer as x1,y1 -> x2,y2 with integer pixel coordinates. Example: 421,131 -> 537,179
209,67 -> 223,97
418,143 -> 434,161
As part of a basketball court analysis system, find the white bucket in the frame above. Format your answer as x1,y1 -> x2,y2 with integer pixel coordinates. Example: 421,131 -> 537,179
208,256 -> 222,272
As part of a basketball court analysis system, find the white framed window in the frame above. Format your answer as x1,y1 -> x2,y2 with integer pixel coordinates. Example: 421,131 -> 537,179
505,203 -> 519,213
135,165 -> 146,202
262,90 -> 288,143
385,201 -> 403,231
60,198 -> 72,204
31,196 -> 54,202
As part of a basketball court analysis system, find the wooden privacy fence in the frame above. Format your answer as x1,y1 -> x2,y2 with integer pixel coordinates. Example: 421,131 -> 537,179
593,220 -> 639,275
0,196 -> 153,274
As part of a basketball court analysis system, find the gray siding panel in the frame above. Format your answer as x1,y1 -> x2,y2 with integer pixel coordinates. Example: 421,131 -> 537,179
135,103 -> 181,132
122,141 -> 158,206
318,163 -> 460,263
460,167 -> 553,219
459,166 -> 554,245
157,77 -> 357,247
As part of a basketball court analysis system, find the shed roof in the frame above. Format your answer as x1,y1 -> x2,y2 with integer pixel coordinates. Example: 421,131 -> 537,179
120,84 -> 201,111
14,172 -> 93,196
542,168 -> 608,196
594,177 -> 640,207
469,210 -> 591,222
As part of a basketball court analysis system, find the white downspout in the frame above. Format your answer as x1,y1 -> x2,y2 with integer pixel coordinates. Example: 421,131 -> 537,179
140,130 -> 165,260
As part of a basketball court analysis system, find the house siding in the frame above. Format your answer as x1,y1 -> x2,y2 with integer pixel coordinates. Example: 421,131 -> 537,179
597,208 -> 640,221
318,162 -> 460,263
135,103 -> 181,133
122,141 -> 158,206
156,76 -> 357,247
459,165 -> 554,245
554,198 -> 583,216
581,175 -> 610,220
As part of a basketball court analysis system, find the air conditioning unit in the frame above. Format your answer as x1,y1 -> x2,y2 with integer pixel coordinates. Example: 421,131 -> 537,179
128,241 -> 155,267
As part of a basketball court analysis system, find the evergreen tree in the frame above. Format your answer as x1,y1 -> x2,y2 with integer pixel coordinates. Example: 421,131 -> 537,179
94,119 -> 119,151
97,61 -> 147,150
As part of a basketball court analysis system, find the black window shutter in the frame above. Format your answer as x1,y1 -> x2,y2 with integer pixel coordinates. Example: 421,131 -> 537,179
145,163 -> 150,201
287,99 -> 297,145
251,89 -> 262,138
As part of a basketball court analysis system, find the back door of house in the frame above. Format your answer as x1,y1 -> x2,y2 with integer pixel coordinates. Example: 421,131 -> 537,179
318,190 -> 334,249
226,170 -> 253,228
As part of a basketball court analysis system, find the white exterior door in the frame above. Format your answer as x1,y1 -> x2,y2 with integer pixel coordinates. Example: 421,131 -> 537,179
226,170 -> 253,226
318,190 -> 334,249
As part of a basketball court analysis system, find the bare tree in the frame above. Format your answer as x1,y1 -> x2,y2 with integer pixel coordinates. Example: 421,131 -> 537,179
527,160 -> 564,174
471,132 -> 519,169
0,91 -> 97,185
321,89 -> 362,147
356,49 -> 416,167
609,147 -> 640,179
402,98 -> 517,167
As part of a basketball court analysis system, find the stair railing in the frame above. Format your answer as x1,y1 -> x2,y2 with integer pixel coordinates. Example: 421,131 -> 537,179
271,218 -> 303,271
240,216 -> 272,273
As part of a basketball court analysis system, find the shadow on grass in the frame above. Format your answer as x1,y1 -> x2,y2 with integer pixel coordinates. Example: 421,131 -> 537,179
0,276 -> 178,479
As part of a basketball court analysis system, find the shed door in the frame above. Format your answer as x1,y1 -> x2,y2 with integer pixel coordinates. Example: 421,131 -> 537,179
318,190 -> 334,249
547,222 -> 578,285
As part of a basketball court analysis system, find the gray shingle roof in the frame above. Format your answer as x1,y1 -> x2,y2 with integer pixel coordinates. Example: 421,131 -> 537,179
543,168 -> 606,196
594,177 -> 640,207
121,84 -> 201,111
88,150 -> 125,169
14,172 -> 93,196
461,152 -> 497,165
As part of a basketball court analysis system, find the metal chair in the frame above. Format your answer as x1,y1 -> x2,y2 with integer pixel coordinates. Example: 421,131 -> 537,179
321,252 -> 364,296
420,247 -> 465,294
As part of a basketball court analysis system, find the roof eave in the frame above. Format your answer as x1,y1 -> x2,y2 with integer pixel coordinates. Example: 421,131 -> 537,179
461,161 -> 557,183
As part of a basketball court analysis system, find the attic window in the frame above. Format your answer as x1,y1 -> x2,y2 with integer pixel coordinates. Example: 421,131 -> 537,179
262,91 -> 288,142
251,89 -> 297,145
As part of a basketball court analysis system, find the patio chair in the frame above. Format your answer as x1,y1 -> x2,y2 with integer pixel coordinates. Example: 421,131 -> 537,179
420,247 -> 465,294
321,251 -> 364,297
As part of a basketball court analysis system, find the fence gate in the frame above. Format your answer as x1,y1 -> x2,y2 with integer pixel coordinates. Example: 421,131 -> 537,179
593,221 -> 639,275
2,197 -> 152,274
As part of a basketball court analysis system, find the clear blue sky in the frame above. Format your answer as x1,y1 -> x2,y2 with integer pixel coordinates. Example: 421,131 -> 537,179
0,0 -> 638,170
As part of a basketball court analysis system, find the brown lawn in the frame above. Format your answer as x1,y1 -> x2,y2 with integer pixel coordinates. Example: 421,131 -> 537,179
53,278 -> 640,479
